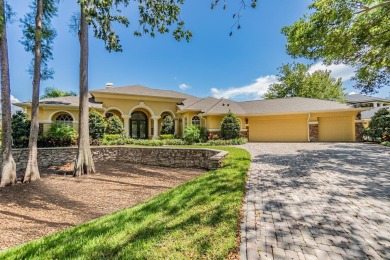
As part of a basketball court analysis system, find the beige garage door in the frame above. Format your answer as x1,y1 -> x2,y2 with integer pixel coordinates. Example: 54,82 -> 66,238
318,116 -> 354,142
249,118 -> 308,142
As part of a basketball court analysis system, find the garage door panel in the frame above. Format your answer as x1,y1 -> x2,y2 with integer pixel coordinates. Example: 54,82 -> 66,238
318,116 -> 353,142
249,118 -> 307,142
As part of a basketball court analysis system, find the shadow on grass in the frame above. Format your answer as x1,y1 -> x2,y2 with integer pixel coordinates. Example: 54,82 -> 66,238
0,147 -> 251,259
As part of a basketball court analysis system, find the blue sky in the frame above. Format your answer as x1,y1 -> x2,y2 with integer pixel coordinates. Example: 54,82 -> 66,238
7,1 -> 389,103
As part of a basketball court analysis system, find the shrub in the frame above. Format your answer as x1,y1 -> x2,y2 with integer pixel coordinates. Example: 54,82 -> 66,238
160,134 -> 174,140
89,109 -> 106,140
184,125 -> 207,144
381,141 -> 390,147
164,139 -> 186,145
11,111 -> 31,148
220,111 -> 240,140
199,138 -> 248,146
161,115 -> 174,135
106,115 -> 124,135
38,124 -> 77,147
364,108 -> 390,142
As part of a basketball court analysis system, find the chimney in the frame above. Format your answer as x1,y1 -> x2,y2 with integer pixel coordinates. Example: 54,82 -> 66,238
106,82 -> 114,89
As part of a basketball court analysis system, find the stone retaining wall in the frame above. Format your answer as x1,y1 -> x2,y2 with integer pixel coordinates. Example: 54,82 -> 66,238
10,146 -> 228,173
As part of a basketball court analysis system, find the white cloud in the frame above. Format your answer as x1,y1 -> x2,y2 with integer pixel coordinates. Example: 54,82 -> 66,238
308,62 -> 355,82
179,83 -> 190,91
348,91 -> 357,95
11,95 -> 20,104
210,75 -> 278,100
210,62 -> 356,101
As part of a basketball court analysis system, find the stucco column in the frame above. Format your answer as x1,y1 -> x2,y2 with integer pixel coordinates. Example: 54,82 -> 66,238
122,115 -> 130,137
152,116 -> 161,139
174,118 -> 179,137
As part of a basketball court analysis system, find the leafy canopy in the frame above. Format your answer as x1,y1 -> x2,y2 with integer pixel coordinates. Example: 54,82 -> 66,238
40,87 -> 77,99
220,111 -> 240,140
282,0 -> 390,94
263,63 -> 346,101
78,0 -> 192,52
20,0 -> 59,80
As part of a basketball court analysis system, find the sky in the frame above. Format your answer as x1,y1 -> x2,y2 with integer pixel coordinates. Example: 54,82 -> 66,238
7,0 -> 390,104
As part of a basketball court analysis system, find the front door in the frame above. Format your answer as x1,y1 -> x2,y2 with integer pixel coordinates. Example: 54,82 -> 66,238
130,111 -> 148,139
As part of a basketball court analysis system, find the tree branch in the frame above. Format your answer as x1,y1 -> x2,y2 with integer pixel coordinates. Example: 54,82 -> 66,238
355,1 -> 390,14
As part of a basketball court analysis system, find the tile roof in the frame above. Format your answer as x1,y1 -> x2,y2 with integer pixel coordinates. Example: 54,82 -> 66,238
345,94 -> 390,103
15,95 -> 103,109
91,85 -> 196,100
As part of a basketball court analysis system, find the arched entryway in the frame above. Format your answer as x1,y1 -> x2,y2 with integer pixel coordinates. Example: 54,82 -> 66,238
130,111 -> 148,139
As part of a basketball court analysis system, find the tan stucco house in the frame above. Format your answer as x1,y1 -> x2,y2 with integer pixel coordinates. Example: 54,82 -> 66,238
15,84 -> 366,142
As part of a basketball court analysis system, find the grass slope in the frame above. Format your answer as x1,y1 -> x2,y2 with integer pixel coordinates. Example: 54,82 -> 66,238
0,147 -> 250,259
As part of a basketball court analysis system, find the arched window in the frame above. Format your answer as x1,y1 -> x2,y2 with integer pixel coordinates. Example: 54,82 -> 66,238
192,116 -> 200,126
55,113 -> 73,126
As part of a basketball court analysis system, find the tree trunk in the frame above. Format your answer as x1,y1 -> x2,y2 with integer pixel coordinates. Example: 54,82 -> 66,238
24,0 -> 43,183
73,5 -> 95,176
0,0 -> 16,187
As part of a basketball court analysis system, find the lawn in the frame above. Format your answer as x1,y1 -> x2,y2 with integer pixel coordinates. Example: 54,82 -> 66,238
0,147 -> 251,259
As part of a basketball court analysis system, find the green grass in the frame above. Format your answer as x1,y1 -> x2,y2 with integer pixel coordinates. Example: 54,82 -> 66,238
0,147 -> 251,259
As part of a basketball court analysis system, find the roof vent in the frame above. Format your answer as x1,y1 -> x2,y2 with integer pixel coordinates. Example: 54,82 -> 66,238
106,82 -> 114,89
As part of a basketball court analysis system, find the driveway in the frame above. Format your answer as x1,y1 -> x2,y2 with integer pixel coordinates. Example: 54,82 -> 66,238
239,143 -> 390,259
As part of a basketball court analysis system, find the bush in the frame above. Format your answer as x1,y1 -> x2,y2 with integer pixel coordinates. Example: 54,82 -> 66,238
11,111 -> 31,148
199,138 -> 248,146
89,109 -> 106,140
106,115 -> 124,135
164,139 -> 186,145
38,124 -> 77,147
364,108 -> 390,142
381,141 -> 390,147
160,134 -> 174,140
184,125 -> 207,144
161,115 -> 174,135
220,111 -> 240,140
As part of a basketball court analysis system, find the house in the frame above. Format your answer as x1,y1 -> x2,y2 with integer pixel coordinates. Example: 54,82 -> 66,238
345,93 -> 390,126
15,84 -> 366,142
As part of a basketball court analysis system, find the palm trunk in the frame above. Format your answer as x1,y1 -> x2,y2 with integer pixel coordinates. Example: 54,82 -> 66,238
73,5 -> 95,176
0,0 -> 16,187
24,0 -> 43,183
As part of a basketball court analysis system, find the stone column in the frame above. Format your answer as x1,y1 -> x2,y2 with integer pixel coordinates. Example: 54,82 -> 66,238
174,118 -> 179,137
122,115 -> 130,137
152,116 -> 161,139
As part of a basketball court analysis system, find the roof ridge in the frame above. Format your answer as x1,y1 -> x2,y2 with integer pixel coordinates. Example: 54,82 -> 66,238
205,98 -> 225,113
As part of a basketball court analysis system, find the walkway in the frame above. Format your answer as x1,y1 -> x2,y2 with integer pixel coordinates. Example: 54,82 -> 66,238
240,143 -> 390,259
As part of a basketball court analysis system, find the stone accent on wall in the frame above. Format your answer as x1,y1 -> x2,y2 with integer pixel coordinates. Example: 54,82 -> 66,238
355,122 -> 364,142
309,124 -> 319,142
10,146 -> 228,173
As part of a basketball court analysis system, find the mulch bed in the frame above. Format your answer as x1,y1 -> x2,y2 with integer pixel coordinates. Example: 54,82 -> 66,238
0,162 -> 205,251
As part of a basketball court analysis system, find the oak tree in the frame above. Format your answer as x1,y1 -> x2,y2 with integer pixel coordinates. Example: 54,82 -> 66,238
282,0 -> 390,94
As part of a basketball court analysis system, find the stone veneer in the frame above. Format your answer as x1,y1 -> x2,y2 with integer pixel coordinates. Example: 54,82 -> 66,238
10,146 -> 228,173
355,122 -> 364,142
309,124 -> 319,142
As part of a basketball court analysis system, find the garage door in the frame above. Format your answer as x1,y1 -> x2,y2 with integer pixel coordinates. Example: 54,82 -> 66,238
249,118 -> 308,142
318,116 -> 354,142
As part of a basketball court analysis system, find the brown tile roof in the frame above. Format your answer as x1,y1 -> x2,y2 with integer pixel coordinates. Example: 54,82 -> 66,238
239,97 -> 354,115
15,95 -> 103,109
91,85 -> 196,100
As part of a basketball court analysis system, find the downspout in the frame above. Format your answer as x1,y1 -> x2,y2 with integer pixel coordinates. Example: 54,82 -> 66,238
307,112 -> 311,142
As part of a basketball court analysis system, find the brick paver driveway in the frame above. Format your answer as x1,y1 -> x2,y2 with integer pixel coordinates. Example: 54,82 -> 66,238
240,143 -> 390,260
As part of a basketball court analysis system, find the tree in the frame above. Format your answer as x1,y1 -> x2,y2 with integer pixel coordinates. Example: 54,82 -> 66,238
365,108 -> 390,142
89,109 -> 105,141
106,115 -> 124,135
282,0 -> 390,94
73,0 -> 192,176
220,111 -> 240,140
263,63 -> 345,101
21,0 -> 58,183
0,0 -> 16,187
40,87 -> 76,99
161,115 -> 174,135
11,111 -> 31,148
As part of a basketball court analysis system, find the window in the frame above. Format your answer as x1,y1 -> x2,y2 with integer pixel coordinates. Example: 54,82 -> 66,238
192,116 -> 200,126
105,112 -> 114,119
55,113 -> 73,126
